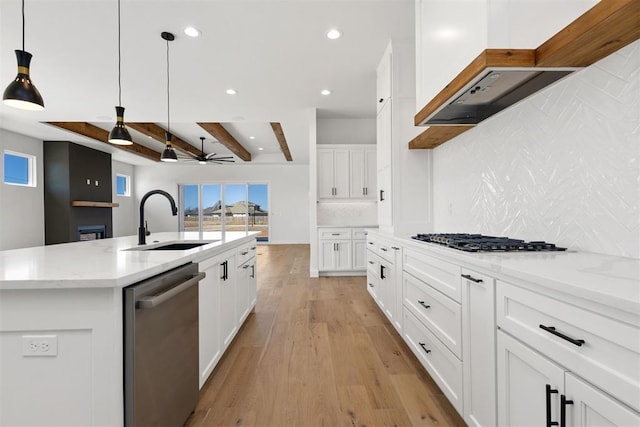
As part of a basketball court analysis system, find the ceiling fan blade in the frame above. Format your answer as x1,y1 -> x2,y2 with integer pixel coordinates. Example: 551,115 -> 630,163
210,156 -> 234,161
205,152 -> 217,159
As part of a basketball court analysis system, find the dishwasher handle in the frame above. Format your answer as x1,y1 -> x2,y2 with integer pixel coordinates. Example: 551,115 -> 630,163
137,272 -> 205,309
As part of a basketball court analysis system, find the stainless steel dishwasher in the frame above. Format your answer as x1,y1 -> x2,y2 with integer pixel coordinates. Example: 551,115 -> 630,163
124,263 -> 205,427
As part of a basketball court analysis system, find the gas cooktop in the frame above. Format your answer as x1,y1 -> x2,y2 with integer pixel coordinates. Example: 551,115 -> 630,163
411,233 -> 566,253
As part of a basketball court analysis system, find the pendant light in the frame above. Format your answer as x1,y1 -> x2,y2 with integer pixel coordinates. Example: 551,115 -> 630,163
160,31 -> 177,162
108,0 -> 132,145
2,0 -> 44,111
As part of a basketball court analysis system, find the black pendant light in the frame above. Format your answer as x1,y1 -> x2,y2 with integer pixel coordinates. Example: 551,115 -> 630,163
108,0 -> 132,145
2,0 -> 44,111
160,31 -> 177,162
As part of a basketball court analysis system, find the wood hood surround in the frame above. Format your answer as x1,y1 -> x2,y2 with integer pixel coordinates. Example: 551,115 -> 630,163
410,0 -> 640,149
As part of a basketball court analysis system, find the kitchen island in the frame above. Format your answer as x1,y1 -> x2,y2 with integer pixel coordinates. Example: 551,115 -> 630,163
0,232 -> 258,426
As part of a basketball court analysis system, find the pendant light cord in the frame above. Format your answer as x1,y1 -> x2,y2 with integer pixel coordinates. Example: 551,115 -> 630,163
166,38 -> 170,134
21,0 -> 25,51
117,0 -> 122,106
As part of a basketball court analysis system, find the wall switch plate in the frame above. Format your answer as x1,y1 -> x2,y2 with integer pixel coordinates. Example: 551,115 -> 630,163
22,335 -> 58,357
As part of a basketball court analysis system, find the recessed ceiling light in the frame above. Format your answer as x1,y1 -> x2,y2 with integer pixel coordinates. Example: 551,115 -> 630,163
326,28 -> 341,40
321,89 -> 331,96
226,88 -> 237,95
249,136 -> 256,140
184,26 -> 200,38
258,147 -> 264,151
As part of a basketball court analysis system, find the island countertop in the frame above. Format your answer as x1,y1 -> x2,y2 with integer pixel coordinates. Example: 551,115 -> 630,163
0,232 -> 258,290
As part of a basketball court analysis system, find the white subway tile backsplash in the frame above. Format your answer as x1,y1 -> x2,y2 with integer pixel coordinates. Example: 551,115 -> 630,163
432,40 -> 640,259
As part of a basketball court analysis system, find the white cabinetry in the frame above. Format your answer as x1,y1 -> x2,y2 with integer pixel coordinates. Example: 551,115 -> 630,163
236,244 -> 256,326
349,148 -> 376,199
198,254 -> 224,388
317,148 -> 349,199
318,227 -> 368,274
376,41 -> 431,236
366,232 -> 402,333
461,269 -> 496,427
496,280 -> 640,426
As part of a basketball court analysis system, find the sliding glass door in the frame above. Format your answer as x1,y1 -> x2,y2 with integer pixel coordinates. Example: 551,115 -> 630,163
179,183 -> 269,241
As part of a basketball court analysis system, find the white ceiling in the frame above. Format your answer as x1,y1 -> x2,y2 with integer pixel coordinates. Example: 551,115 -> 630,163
0,0 -> 414,165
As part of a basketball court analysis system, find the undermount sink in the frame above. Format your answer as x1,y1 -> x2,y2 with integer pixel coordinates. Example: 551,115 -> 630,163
125,240 -> 219,251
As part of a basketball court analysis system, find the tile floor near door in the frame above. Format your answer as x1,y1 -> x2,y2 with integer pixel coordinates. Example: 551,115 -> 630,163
186,244 -> 464,427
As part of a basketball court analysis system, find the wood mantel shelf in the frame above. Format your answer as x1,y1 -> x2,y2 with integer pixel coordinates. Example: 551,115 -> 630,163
71,201 -> 119,208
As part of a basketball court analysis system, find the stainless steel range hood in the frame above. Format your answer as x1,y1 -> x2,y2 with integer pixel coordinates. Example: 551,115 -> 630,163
422,67 -> 577,125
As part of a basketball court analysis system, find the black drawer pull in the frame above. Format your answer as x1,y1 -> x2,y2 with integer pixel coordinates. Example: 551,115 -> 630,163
380,265 -> 386,279
368,242 -> 374,245
380,247 -> 388,252
331,233 -> 341,236
241,251 -> 249,255
539,325 -> 585,347
368,260 -> 375,265
560,395 -> 573,427
461,274 -> 483,283
546,384 -> 559,427
418,342 -> 431,354
417,300 -> 431,310
368,283 -> 374,288
391,246 -> 400,250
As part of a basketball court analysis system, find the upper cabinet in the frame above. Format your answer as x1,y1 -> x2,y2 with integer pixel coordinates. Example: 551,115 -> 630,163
376,46 -> 392,113
317,145 -> 376,201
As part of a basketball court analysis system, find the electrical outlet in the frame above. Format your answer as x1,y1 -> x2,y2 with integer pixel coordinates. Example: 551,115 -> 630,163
22,335 -> 58,357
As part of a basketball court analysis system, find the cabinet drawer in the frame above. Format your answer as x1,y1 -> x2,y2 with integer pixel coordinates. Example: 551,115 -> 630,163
403,248 -> 461,302
404,309 -> 463,414
497,281 -> 640,412
403,272 -> 462,359
236,242 -> 255,266
319,228 -> 351,239
352,228 -> 368,240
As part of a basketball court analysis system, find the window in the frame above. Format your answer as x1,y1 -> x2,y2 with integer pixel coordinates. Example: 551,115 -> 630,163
3,150 -> 36,187
180,183 -> 269,242
115,174 -> 131,196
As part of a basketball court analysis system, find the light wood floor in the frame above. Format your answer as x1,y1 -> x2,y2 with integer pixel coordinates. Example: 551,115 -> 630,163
186,244 -> 465,427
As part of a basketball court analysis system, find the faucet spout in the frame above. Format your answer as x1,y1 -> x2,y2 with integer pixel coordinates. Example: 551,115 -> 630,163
138,190 -> 178,245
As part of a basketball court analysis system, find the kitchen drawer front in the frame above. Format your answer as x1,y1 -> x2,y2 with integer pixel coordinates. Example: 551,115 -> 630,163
352,228 -> 368,240
497,281 -> 640,412
403,248 -> 461,303
404,309 -> 463,414
319,228 -> 351,239
236,242 -> 255,266
403,272 -> 462,359
366,252 -> 380,277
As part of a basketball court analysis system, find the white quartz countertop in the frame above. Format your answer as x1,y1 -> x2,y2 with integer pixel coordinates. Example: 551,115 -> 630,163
369,231 -> 640,315
0,232 -> 258,290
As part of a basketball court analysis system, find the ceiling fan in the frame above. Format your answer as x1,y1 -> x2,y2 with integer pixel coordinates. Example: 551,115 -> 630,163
179,137 -> 235,165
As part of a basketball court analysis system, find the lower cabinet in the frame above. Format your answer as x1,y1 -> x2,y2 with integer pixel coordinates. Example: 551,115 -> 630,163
366,232 -> 402,333
198,239 -> 258,389
318,227 -> 368,274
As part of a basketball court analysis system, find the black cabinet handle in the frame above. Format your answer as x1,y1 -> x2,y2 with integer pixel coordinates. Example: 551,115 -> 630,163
380,265 -> 386,279
539,325 -> 585,347
391,246 -> 400,250
250,265 -> 255,278
560,395 -> 573,427
368,260 -> 375,265
418,342 -> 431,354
368,242 -> 374,245
380,247 -> 388,252
461,274 -> 483,283
546,384 -> 559,427
250,246 -> 256,250
379,98 -> 384,103
417,300 -> 431,310
379,190 -> 385,201
221,260 -> 228,281
241,251 -> 249,255
368,283 -> 374,288
331,233 -> 341,236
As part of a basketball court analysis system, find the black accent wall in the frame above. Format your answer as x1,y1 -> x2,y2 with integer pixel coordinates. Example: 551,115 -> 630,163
44,141 -> 113,245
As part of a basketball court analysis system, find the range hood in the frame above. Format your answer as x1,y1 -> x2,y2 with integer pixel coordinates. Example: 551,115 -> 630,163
412,0 -> 640,140
416,50 -> 578,126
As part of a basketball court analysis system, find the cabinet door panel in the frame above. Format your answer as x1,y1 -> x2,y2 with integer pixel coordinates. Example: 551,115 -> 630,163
377,167 -> 392,228
376,101 -> 392,171
565,373 -> 640,427
319,241 -> 337,271
349,150 -> 365,198
497,331 -> 566,427
317,150 -> 335,199
364,149 -> 377,198
220,258 -> 237,349
198,260 -> 221,388
333,150 -> 350,198
335,241 -> 352,270
352,240 -> 367,270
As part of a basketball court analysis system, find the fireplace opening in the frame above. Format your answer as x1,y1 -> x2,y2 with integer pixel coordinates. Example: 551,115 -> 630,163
78,225 -> 106,241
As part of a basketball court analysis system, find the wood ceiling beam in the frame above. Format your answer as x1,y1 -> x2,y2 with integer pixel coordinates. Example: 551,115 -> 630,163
127,122 -> 200,157
197,122 -> 252,162
270,122 -> 293,162
46,122 -> 161,162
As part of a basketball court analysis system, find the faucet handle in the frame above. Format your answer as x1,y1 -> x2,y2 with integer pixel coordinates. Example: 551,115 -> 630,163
145,220 -> 151,236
